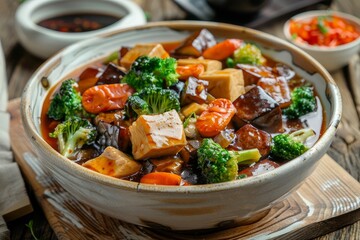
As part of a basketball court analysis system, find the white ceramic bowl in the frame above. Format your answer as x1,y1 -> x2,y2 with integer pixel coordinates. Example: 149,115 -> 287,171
21,21 -> 342,231
15,0 -> 146,59
283,10 -> 360,72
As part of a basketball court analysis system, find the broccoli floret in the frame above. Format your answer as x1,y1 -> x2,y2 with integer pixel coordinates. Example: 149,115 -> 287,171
283,86 -> 316,119
125,87 -> 180,118
233,43 -> 265,65
121,56 -> 179,91
49,117 -> 97,158
197,139 -> 262,184
47,79 -> 89,121
271,128 -> 315,161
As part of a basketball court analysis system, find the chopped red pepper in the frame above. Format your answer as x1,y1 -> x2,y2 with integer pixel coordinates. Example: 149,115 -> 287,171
289,15 -> 359,47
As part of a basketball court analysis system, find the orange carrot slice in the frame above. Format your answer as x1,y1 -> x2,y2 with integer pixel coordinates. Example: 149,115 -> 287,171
140,172 -> 189,186
202,39 -> 242,60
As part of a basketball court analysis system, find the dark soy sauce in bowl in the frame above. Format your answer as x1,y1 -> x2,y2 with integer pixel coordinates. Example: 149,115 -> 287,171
37,13 -> 121,33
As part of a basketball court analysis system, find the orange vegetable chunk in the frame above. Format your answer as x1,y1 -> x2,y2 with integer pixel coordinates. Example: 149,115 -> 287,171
196,98 -> 236,137
82,83 -> 134,114
202,39 -> 242,60
176,64 -> 205,80
140,172 -> 189,186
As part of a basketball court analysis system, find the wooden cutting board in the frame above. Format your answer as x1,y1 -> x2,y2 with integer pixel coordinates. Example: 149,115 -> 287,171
8,98 -> 360,240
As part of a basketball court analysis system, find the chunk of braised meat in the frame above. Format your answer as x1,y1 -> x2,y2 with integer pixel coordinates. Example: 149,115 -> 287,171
96,121 -> 131,153
238,159 -> 280,177
272,64 -> 295,81
232,86 -> 283,133
174,29 -> 216,57
179,140 -> 200,164
150,156 -> 184,175
257,76 -> 291,108
236,64 -> 273,85
97,62 -> 126,85
232,124 -> 271,157
181,76 -> 209,105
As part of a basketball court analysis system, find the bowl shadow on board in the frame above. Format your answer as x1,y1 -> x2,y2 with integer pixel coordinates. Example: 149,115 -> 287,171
143,208 -> 271,234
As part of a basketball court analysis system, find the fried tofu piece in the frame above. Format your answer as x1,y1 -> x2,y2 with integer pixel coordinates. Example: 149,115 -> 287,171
181,102 -> 207,117
120,44 -> 169,69
129,110 -> 187,160
177,58 -> 222,72
199,68 -> 245,102
82,146 -> 141,178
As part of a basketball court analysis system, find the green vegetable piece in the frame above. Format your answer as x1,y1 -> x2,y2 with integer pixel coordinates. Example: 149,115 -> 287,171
198,139 -> 264,183
125,87 -> 180,118
121,56 -> 179,91
237,174 -> 248,179
47,79 -> 90,121
49,117 -> 97,158
271,128 -> 315,161
197,138 -> 238,184
103,51 -> 119,64
233,43 -> 265,65
183,112 -> 196,128
226,57 -> 235,68
25,220 -> 40,240
228,148 -> 261,165
283,86 -> 316,119
317,16 -> 328,34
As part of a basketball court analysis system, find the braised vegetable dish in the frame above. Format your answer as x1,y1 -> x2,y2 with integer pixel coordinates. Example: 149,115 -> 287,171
41,29 -> 325,185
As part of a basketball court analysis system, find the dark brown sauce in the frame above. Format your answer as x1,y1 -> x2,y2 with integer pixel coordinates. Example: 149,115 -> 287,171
37,13 -> 120,33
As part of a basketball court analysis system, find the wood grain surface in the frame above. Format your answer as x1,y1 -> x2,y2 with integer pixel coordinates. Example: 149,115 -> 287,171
8,98 -> 360,239
1,0 -> 360,239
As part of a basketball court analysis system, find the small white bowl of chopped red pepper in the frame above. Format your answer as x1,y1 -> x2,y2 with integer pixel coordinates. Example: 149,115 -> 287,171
283,10 -> 360,71
15,0 -> 146,59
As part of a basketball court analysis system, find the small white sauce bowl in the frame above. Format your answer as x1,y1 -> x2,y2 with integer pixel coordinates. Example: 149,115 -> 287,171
283,10 -> 360,72
15,0 -> 146,59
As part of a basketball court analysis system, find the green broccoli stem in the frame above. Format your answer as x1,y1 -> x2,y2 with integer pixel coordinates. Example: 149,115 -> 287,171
229,148 -> 261,165
289,129 -> 315,143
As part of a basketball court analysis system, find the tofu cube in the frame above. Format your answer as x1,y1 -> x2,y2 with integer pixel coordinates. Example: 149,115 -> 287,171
129,110 -> 186,160
82,146 -> 142,178
199,68 -> 245,102
120,44 -> 169,69
177,58 -> 222,72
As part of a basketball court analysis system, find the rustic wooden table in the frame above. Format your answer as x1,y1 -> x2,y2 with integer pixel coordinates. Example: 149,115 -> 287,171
1,0 -> 359,239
